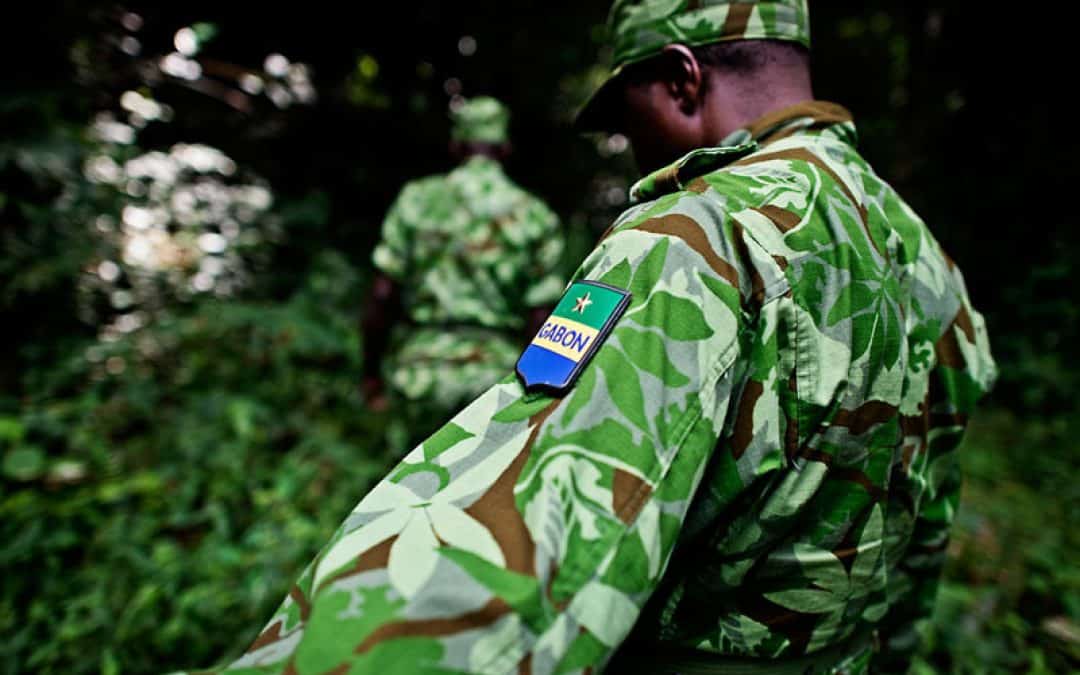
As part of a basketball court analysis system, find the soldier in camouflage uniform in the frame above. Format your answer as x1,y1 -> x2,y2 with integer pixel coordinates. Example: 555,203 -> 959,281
361,97 -> 565,442
186,2 -> 996,673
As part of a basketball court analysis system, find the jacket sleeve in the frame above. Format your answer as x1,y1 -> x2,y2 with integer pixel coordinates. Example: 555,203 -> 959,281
874,260 -> 996,672
208,204 -> 752,675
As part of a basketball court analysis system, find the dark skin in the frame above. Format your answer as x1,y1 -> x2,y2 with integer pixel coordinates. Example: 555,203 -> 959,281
360,141 -> 554,408
615,44 -> 814,174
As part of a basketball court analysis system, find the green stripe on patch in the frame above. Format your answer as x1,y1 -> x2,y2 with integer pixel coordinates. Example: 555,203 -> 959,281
552,282 -> 627,329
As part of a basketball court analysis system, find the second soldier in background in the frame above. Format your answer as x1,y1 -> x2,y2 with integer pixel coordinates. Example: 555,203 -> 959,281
361,97 -> 565,446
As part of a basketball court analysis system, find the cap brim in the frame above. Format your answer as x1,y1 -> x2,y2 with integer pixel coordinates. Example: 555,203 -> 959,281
573,66 -> 626,133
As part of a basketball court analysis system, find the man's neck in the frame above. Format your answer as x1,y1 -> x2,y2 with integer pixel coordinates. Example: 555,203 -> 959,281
706,73 -> 814,142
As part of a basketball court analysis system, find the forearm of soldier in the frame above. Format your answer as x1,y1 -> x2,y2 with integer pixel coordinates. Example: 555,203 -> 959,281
361,274 -> 401,378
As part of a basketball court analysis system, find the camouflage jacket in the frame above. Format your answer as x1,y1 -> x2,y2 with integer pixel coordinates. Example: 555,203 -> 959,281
198,102 -> 996,674
373,155 -> 565,331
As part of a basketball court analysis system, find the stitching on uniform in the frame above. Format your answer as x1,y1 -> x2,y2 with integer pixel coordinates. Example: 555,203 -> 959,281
729,212 -> 792,307
728,212 -> 796,458
704,339 -> 739,389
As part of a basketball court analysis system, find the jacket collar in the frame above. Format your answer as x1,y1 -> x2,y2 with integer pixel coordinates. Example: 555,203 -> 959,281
629,100 -> 856,203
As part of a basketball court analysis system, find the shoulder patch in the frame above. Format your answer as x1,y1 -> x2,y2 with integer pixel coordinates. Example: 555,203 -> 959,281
516,281 -> 631,396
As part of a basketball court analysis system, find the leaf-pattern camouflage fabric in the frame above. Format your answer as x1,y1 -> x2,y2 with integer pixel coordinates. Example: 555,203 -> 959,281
609,0 -> 811,68
186,101 -> 996,674
373,155 -> 565,407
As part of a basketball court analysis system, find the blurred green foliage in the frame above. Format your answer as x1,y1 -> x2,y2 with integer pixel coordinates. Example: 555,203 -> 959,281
1,2 -> 1077,674
2,253 -> 392,674
919,412 -> 1080,674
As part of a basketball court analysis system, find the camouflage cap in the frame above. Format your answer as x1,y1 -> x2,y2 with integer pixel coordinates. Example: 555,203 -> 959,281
450,96 -> 511,145
576,0 -> 811,131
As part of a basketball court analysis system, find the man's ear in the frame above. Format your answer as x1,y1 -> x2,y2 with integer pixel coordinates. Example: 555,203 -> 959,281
660,44 -> 703,115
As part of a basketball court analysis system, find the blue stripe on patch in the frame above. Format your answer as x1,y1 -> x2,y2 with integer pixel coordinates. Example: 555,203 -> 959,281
516,344 -> 578,391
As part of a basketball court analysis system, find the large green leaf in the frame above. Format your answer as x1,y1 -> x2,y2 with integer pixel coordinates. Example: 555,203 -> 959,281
629,291 -> 714,341
614,325 -> 690,388
595,347 -> 648,432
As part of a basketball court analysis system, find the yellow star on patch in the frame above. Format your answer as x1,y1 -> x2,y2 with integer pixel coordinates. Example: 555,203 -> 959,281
573,292 -> 593,314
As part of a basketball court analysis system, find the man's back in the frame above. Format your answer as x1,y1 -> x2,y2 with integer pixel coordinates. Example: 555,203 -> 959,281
374,155 -> 564,332
605,100 -> 997,670
205,102 -> 993,675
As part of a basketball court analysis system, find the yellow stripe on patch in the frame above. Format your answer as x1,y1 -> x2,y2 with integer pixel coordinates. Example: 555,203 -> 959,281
530,316 -> 601,363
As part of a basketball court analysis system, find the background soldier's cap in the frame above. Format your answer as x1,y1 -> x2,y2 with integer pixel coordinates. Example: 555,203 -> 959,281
450,96 -> 511,144
575,0 -> 812,132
